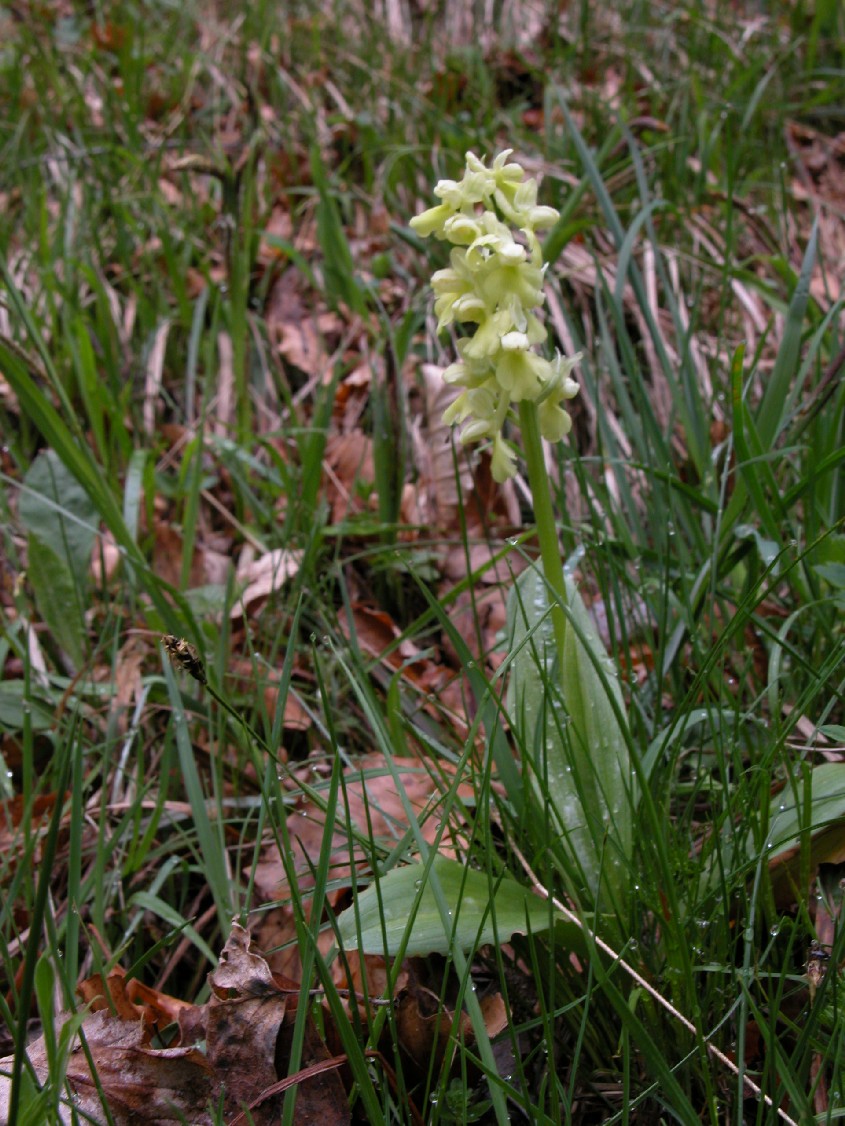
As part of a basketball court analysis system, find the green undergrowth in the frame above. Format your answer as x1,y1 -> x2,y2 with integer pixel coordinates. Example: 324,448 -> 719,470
0,1 -> 844,1123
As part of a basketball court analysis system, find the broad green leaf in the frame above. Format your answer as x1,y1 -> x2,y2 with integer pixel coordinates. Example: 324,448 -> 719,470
336,854 -> 558,957
704,764 -> 845,897
19,449 -> 99,583
18,449 -> 96,664
26,538 -> 87,666
507,566 -> 633,915
814,563 -> 845,589
763,764 -> 845,865
0,682 -> 55,731
734,524 -> 781,571
0,338 -> 187,636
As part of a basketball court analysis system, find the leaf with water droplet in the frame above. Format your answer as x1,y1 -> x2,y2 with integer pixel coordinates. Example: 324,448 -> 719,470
335,853 -> 581,957
505,564 -> 634,921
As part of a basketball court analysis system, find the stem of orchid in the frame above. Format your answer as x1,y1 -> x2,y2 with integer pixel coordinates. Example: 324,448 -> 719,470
518,400 -> 569,671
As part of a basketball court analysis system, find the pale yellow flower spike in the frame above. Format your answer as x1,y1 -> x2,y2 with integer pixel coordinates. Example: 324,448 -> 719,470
412,151 -> 580,480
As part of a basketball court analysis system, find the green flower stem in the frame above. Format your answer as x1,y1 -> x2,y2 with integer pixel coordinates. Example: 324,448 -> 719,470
518,400 -> 568,670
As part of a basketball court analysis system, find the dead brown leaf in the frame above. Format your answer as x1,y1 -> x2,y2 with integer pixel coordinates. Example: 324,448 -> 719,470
786,121 -> 845,307
232,546 -> 303,616
323,430 -> 375,523
103,636 -> 146,736
271,998 -> 351,1125
78,970 -> 145,1025
769,821 -> 845,911
265,267 -> 330,376
787,121 -> 845,208
394,982 -> 473,1076
76,967 -> 195,1035
152,523 -> 231,591
0,924 -> 351,1125
0,1008 -> 215,1125
342,603 -> 426,672
228,657 -> 311,736
256,204 -> 294,269
391,975 -> 508,1089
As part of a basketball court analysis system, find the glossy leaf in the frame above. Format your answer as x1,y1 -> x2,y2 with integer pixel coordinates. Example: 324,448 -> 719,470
336,853 -> 560,957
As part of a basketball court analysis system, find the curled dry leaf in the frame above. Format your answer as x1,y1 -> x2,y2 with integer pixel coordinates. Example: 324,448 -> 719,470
393,980 -> 508,1088
232,547 -> 304,617
142,319 -> 171,437
89,529 -> 122,585
394,983 -> 473,1076
77,966 -> 194,1032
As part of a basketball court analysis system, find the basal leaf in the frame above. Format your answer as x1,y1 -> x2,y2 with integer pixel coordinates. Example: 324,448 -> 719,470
507,565 -> 634,915
765,763 -> 845,867
19,449 -> 99,584
26,538 -> 87,667
704,764 -> 845,901
0,681 -> 56,732
336,854 -> 561,957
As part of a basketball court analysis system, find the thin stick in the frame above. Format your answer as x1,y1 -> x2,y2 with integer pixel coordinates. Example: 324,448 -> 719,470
511,842 -> 799,1126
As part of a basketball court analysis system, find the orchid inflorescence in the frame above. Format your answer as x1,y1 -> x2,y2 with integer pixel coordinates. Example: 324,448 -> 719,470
411,150 -> 580,481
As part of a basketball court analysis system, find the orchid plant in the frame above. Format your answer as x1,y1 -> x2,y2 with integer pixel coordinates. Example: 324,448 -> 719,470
412,151 -> 634,922
339,150 -> 634,970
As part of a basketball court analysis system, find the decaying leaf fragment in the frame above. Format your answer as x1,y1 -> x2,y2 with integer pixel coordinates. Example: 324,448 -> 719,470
0,923 -> 347,1125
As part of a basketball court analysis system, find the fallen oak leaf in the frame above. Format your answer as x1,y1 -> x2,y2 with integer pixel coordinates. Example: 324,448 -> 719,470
199,923 -> 291,1122
227,1049 -> 430,1126
227,1055 -> 351,1126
